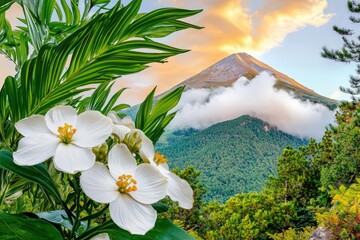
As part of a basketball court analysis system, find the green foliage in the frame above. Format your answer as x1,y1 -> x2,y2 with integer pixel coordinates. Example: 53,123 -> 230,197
162,101 -> 360,239
316,179 -> 360,239
0,150 -> 62,207
199,191 -> 296,240
320,102 -> 360,190
0,0 -> 201,149
268,226 -> 315,240
0,0 -> 202,238
76,82 -> 129,115
136,86 -> 184,144
79,218 -> 195,240
0,212 -> 63,240
157,115 -> 307,202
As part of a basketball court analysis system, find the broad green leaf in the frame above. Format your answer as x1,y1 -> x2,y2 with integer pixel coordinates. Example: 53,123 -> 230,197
135,86 -> 183,143
0,213 -> 63,240
0,150 -> 62,204
78,218 -> 195,240
145,86 -> 184,130
36,210 -> 88,233
135,87 -> 156,129
6,0 -> 201,122
152,202 -> 170,213
36,210 -> 72,230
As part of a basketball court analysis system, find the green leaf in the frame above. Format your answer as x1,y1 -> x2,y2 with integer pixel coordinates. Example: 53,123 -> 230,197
0,150 -> 62,204
152,202 -> 169,213
36,210 -> 72,230
135,87 -> 156,129
36,210 -> 88,233
0,0 -> 14,14
135,86 -> 183,143
23,3 -> 47,53
79,218 -> 195,240
145,86 -> 184,130
0,212 -> 63,240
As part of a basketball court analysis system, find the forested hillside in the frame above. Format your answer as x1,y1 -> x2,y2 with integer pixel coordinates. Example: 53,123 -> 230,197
164,102 -> 360,239
157,115 -> 307,202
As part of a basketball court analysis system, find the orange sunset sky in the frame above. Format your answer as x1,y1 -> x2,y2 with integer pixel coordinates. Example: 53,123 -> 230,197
0,0 -> 356,104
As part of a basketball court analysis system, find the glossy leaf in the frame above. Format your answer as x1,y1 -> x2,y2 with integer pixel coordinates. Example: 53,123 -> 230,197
135,86 -> 184,143
135,87 -> 156,129
78,218 -> 195,240
0,0 -> 14,14
0,150 -> 62,204
152,202 -> 170,213
0,212 -> 63,240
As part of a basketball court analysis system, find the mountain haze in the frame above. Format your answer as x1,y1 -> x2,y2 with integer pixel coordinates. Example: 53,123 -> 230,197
126,53 -> 337,202
166,53 -> 337,109
157,115 -> 307,202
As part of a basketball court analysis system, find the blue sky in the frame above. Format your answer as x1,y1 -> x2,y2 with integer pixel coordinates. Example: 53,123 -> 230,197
0,0 -> 356,104
115,0 -> 356,103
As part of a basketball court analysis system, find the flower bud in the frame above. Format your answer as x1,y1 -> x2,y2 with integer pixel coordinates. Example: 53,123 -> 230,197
92,143 -> 108,163
123,130 -> 142,153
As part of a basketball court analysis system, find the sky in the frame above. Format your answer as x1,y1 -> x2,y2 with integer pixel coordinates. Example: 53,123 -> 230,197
0,0 -> 356,105
113,0 -> 356,104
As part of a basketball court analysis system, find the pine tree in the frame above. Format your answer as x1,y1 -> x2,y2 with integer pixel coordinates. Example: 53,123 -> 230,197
322,0 -> 360,98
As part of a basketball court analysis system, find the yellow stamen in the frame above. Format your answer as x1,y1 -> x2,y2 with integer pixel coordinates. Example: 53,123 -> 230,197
116,174 -> 137,193
154,152 -> 168,165
57,123 -> 76,144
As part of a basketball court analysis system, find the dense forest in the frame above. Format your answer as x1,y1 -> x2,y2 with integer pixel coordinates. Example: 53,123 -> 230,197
163,101 -> 360,239
161,2 -> 360,238
157,115 -> 307,202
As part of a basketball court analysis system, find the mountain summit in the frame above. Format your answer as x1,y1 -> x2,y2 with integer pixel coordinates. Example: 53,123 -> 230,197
170,53 -> 336,108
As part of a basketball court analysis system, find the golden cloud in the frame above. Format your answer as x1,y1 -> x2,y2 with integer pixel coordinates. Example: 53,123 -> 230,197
117,0 -> 333,104
0,0 -> 333,106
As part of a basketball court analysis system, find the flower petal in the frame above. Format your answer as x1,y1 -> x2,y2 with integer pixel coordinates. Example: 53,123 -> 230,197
166,171 -> 194,209
13,135 -> 58,166
53,143 -> 95,174
15,115 -> 52,137
109,194 -> 156,235
130,164 -> 167,204
108,112 -> 135,129
138,132 -> 155,163
108,144 -> 137,179
159,163 -> 169,171
72,111 -> 112,148
45,106 -> 77,134
89,233 -> 110,240
80,163 -> 119,203
112,125 -> 131,142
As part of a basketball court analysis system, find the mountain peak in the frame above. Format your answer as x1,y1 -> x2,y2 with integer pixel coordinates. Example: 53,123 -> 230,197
179,52 -> 314,93
164,53 -> 337,108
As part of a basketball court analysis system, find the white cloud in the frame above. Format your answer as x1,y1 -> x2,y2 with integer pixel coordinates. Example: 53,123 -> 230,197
169,72 -> 335,140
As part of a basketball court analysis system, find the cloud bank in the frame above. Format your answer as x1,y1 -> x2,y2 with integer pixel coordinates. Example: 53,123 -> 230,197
116,0 -> 334,104
168,72 -> 335,140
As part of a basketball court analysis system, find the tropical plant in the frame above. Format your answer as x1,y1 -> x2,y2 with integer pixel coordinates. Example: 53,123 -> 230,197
0,0 -> 202,239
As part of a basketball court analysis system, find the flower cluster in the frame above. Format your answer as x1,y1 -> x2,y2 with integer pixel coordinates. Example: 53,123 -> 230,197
14,106 -> 193,235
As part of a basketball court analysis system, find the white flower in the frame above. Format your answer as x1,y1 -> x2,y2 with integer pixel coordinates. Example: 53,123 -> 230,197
14,106 -> 113,174
108,111 -> 135,129
90,233 -> 110,240
80,144 -> 168,235
131,130 -> 194,209
108,115 -> 194,209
